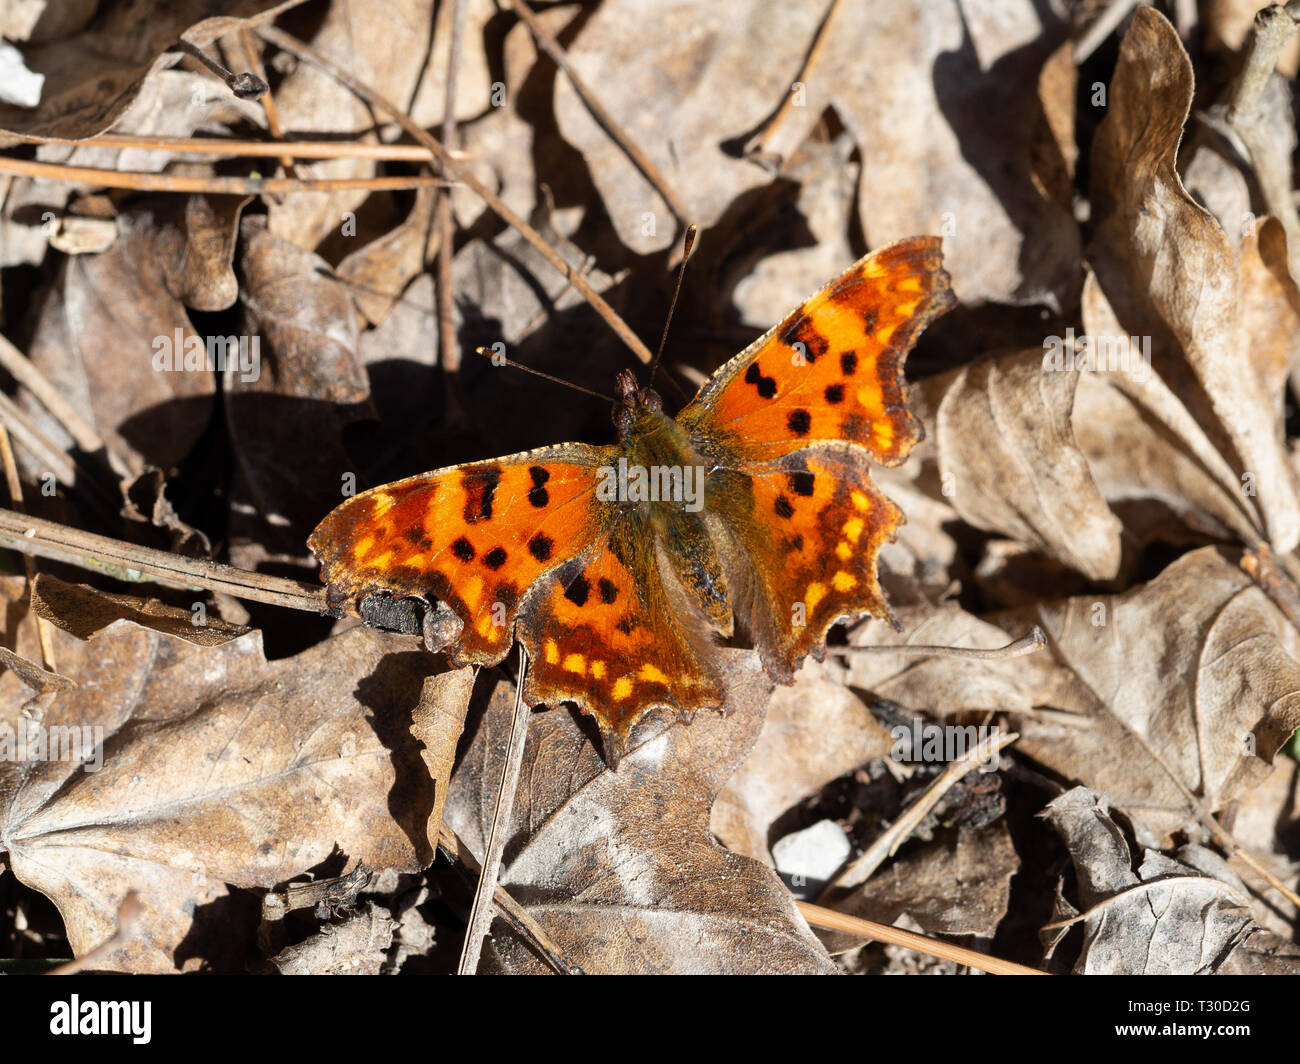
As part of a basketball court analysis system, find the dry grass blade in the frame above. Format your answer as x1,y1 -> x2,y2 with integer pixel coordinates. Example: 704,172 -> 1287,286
796,902 -> 1047,975
0,507 -> 324,611
458,649 -> 532,975
0,157 -> 444,194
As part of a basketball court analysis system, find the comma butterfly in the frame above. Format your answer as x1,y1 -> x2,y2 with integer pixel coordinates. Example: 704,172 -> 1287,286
309,236 -> 955,764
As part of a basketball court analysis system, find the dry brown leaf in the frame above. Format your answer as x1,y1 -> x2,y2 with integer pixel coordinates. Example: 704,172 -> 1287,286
821,820 -> 1017,952
1089,6 -> 1300,553
910,348 -> 1122,580
0,606 -> 456,972
1043,787 -> 1300,974
712,659 -> 893,864
750,0 -> 1079,309
23,207 -> 219,477
409,666 -> 475,854
31,573 -> 248,646
444,653 -> 837,974
0,645 -> 74,694
228,216 -> 372,559
1009,549 -> 1300,846
265,0 -> 495,252
337,187 -> 438,326
267,903 -> 394,975
0,0 -> 298,143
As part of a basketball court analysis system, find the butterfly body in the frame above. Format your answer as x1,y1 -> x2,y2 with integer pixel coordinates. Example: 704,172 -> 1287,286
310,237 -> 955,763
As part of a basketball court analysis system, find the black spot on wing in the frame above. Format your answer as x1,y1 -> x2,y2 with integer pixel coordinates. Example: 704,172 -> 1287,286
781,312 -> 829,363
789,471 -> 815,497
528,533 -> 553,562
528,465 -> 550,508
564,574 -> 590,607
483,546 -> 508,570
744,362 -> 777,399
451,537 -> 475,562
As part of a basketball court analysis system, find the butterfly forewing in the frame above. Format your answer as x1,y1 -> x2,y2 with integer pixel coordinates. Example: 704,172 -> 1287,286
679,236 -> 954,466
309,445 -> 613,665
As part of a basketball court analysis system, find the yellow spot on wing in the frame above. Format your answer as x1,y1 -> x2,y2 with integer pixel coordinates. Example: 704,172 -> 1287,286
833,571 -> 857,592
544,639 -> 559,665
591,661 -> 607,680
850,491 -> 870,513
842,516 -> 865,542
612,677 -> 633,700
806,582 -> 827,612
639,664 -> 669,684
563,653 -> 586,675
836,541 -> 853,562
462,575 -> 484,611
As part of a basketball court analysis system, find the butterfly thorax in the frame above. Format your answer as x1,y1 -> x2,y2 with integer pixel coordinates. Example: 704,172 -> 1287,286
609,369 -> 708,506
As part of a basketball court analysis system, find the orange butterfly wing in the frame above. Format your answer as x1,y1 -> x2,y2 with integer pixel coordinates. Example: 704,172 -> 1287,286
309,447 -> 611,664
309,448 -> 723,761
678,235 -> 953,465
682,236 -> 954,676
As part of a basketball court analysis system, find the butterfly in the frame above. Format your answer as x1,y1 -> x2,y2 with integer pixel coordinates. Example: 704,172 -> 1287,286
309,236 -> 955,764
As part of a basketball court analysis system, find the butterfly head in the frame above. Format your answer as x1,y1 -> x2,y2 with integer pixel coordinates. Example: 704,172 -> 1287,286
612,369 -> 665,444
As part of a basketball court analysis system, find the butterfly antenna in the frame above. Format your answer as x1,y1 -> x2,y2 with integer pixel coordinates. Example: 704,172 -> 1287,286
647,223 -> 698,394
470,347 -> 613,403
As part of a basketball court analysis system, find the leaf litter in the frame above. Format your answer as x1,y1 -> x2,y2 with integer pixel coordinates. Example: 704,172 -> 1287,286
0,0 -> 1297,975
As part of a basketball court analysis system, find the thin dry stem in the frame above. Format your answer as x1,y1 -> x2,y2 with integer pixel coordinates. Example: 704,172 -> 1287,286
458,648 -> 532,975
256,24 -> 655,365
0,157 -> 443,194
506,0 -> 689,226
797,901 -> 1047,975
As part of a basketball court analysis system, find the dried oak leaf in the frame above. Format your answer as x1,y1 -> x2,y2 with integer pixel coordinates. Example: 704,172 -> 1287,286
851,550 -> 1300,847
1088,5 -> 1300,552
712,659 -> 893,864
23,205 -> 223,477
444,654 -> 837,974
907,348 -> 1123,581
1043,787 -> 1300,974
0,584 -> 460,973
0,0 -> 298,143
745,0 -> 1079,308
550,0 -> 819,254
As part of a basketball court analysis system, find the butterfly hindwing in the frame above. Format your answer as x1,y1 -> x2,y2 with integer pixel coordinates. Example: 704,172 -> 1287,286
519,514 -> 723,762
705,446 -> 903,681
